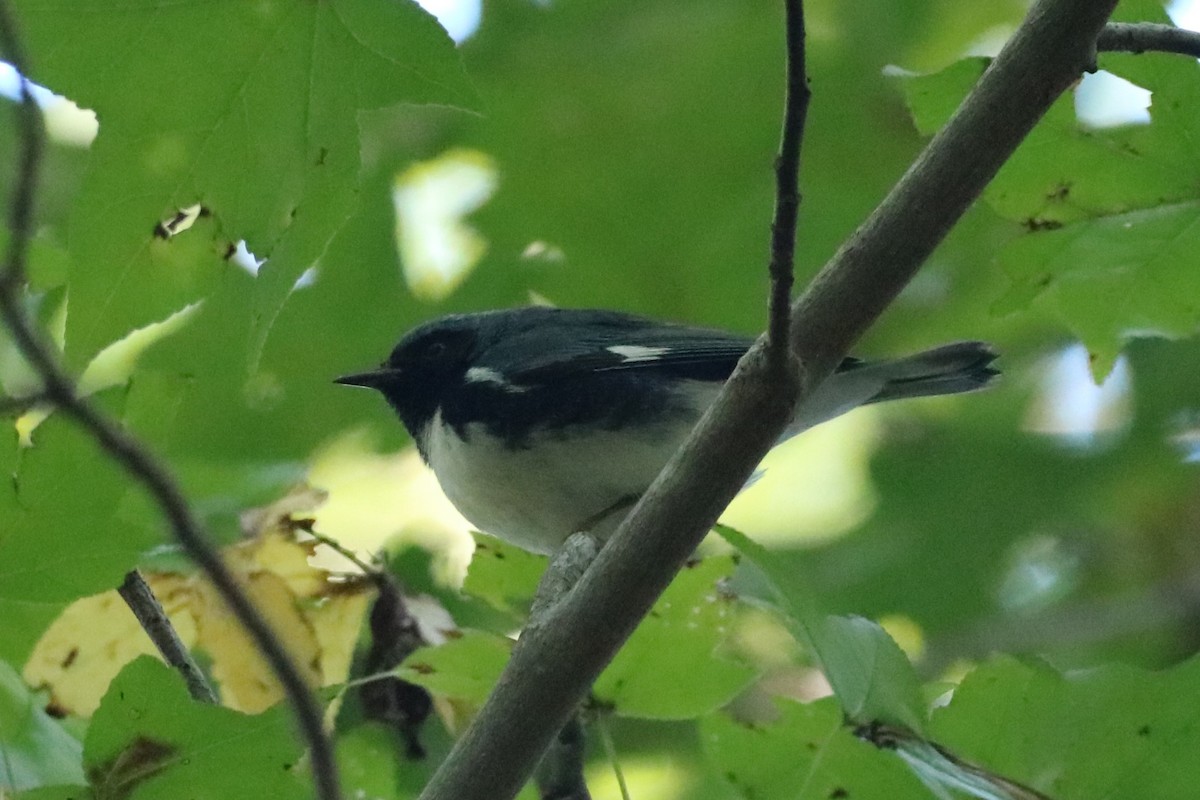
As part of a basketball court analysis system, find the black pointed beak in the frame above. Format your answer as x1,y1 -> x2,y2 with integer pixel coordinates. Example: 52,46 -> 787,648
335,367 -> 400,389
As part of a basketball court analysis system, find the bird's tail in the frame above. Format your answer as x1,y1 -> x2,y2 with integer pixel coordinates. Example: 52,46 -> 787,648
782,341 -> 999,439
864,341 -> 1000,404
749,341 -> 999,487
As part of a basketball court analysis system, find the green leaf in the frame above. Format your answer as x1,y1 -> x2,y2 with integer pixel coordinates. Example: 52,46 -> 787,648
594,556 -> 757,720
903,56 -> 1200,227
0,101 -> 88,253
84,657 -> 306,800
0,417 -> 159,641
0,659 -> 85,790
900,7 -> 1200,365
336,722 -> 447,800
812,616 -> 926,732
461,534 -> 547,615
397,630 -> 512,706
8,787 -> 94,800
17,0 -> 476,367
994,201 -> 1200,373
402,557 -> 757,719
444,0 -> 935,332
716,526 -> 925,731
931,654 -> 1200,800
701,697 -> 930,800
900,57 -> 989,137
900,0 -> 1200,229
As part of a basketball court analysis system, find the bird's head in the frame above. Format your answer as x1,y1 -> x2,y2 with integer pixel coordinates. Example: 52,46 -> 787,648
336,316 -> 480,438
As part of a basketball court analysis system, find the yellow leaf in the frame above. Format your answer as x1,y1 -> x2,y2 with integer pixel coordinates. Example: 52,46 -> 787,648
23,575 -> 195,716
24,529 -> 371,717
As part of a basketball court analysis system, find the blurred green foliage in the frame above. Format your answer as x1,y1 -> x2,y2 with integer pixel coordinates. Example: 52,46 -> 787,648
4,0 -> 1200,798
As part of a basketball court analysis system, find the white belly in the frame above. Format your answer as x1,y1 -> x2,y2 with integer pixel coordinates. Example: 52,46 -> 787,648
417,369 -> 883,554
422,409 -> 700,554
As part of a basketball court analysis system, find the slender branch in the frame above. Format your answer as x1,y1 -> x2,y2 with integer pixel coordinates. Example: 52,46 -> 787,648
1099,21 -> 1200,58
118,570 -> 218,705
0,391 -> 46,416
766,0 -> 810,360
417,2 -> 1117,799
0,8 -> 341,799
596,716 -> 631,800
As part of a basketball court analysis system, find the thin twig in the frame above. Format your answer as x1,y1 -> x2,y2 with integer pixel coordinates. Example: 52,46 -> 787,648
303,528 -> 380,576
766,0 -> 810,364
118,570 -> 218,705
0,391 -> 46,416
1099,21 -> 1200,58
596,715 -> 631,800
0,7 -> 341,799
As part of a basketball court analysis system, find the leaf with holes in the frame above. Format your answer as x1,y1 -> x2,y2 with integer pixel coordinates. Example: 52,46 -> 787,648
16,0 -> 476,367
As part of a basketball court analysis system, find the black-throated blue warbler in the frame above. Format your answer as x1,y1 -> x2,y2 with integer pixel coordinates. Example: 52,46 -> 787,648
337,307 -> 997,554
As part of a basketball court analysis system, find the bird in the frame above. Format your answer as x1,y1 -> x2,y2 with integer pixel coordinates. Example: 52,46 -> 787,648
337,307 -> 998,555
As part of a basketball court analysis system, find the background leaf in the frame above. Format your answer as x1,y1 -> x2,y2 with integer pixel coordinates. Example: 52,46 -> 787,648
718,526 -> 926,731
0,414 -> 160,665
930,654 -> 1200,800
84,657 -> 306,800
6,0 -> 1200,796
595,556 -> 757,720
701,697 -> 930,800
901,0 -> 1200,367
0,660 -> 84,790
398,629 -> 511,707
16,0 -> 476,368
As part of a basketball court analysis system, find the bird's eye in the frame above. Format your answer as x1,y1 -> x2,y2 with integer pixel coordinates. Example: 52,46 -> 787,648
424,340 -> 449,360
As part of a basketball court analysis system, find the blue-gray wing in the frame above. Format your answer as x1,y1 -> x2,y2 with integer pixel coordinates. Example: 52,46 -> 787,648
471,307 -> 863,385
476,310 -> 753,384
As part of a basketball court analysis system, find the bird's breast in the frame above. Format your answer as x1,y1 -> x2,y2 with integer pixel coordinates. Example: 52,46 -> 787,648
421,407 -> 701,554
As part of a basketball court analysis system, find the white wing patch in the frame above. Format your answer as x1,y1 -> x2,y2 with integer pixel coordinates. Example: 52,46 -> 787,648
465,366 -> 528,392
607,345 -> 669,363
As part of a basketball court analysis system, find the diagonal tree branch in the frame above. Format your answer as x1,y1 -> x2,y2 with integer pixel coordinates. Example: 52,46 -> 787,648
0,6 -> 341,799
417,1 -> 1118,799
